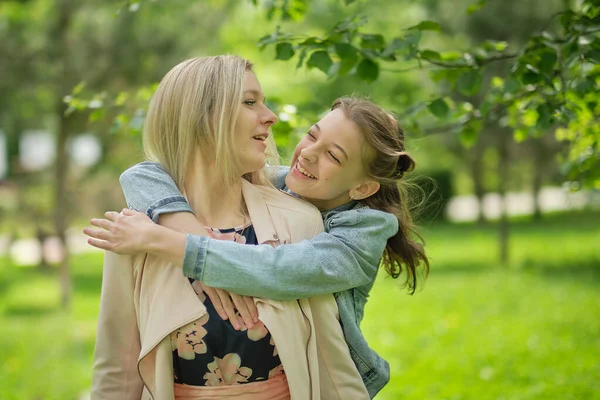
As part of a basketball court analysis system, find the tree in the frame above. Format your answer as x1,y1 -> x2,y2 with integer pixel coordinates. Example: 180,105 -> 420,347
256,0 -> 599,265
0,0 -> 239,307
258,0 -> 599,189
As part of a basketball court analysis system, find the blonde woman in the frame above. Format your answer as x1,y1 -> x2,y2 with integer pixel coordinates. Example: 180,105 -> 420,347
90,56 -> 368,400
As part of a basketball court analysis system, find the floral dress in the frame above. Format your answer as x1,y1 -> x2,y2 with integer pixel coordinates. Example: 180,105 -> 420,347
170,222 -> 285,386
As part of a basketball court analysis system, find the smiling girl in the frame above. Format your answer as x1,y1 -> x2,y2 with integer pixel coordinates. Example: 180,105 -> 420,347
86,96 -> 429,398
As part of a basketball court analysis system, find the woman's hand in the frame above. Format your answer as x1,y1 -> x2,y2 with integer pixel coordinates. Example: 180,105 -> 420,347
84,208 -> 157,254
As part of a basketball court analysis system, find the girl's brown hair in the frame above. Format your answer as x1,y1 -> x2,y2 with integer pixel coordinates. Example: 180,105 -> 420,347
332,97 -> 429,293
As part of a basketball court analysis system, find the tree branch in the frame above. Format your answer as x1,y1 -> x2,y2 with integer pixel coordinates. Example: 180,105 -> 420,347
424,53 -> 519,69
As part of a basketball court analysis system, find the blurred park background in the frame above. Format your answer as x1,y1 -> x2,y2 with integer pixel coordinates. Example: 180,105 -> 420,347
1,0 -> 599,399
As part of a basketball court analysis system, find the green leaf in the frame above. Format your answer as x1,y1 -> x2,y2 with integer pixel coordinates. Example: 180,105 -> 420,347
440,51 -> 462,61
479,99 -> 494,116
258,34 -> 278,48
420,49 -> 441,61
360,34 -> 385,49
428,98 -> 450,119
457,69 -> 483,96
586,49 -> 600,64
356,58 -> 379,82
298,37 -> 318,46
335,43 -> 359,75
333,15 -> 368,33
536,103 -> 555,131
296,48 -> 308,69
482,40 -> 508,52
574,77 -> 594,94
404,30 -> 422,46
275,42 -> 295,60
327,62 -> 341,77
429,68 -> 463,86
335,42 -> 356,58
467,0 -> 486,14
73,81 -> 86,96
89,109 -> 104,123
306,51 -> 333,74
460,120 -> 481,148
538,50 -> 558,74
520,65 -> 542,85
382,38 -> 408,57
408,20 -> 442,32
114,92 -> 129,107
514,128 -> 529,142
504,77 -> 522,93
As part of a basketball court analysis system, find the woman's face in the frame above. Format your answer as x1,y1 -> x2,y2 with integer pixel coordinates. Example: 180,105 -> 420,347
285,108 -> 378,211
234,71 -> 278,174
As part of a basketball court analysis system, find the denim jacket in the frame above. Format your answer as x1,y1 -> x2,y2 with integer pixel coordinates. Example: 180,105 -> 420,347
120,161 -> 399,398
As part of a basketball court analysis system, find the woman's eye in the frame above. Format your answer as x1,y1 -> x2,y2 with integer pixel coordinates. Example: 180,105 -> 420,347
244,99 -> 256,106
307,131 -> 316,140
329,152 -> 341,164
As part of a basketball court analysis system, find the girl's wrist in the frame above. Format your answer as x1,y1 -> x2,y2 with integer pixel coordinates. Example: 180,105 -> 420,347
145,223 -> 170,254
145,224 -> 186,266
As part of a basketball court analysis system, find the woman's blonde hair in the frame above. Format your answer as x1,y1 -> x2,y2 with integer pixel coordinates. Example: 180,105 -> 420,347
143,55 -> 277,189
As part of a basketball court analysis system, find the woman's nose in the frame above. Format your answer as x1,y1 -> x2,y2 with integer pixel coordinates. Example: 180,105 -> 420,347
261,106 -> 278,126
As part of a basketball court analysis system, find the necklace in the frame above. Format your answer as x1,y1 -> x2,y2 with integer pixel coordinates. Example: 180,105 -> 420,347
204,219 -> 251,243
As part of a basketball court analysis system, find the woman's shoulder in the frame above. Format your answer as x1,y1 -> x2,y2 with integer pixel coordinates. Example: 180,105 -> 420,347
245,182 -> 324,240
253,183 -> 322,220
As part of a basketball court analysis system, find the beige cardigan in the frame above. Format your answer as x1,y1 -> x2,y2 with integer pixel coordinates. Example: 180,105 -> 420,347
91,179 -> 369,400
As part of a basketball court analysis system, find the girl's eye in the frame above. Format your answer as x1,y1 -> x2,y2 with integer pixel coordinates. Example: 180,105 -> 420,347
244,99 -> 256,106
307,131 -> 316,140
328,152 -> 341,164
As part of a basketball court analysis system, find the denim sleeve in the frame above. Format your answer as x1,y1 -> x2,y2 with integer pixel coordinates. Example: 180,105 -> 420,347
119,161 -> 193,223
181,209 -> 399,300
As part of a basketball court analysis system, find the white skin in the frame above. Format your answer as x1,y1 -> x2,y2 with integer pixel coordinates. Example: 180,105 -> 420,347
84,102 -> 383,330
286,108 -> 380,210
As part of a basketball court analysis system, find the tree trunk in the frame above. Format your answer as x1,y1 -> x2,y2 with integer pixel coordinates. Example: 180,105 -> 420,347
35,220 -> 51,270
53,0 -> 75,309
532,139 -> 545,221
497,130 -> 510,266
55,108 -> 71,308
471,144 -> 487,226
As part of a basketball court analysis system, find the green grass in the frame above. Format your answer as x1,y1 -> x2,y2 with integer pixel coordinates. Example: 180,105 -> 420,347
0,211 -> 599,399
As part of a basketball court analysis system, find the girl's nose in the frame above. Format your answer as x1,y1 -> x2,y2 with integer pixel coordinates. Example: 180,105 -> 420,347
299,147 -> 317,163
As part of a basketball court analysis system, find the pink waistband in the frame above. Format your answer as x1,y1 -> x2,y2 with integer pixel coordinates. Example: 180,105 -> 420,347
174,373 -> 290,400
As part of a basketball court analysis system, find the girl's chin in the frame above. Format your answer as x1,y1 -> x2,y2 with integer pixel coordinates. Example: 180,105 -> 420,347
285,177 -> 311,193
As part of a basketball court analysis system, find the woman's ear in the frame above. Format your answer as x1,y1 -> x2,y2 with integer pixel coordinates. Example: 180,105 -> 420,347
349,179 -> 380,201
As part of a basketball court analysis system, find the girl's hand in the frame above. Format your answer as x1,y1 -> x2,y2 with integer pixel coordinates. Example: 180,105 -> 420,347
201,282 -> 259,330
84,208 -> 156,254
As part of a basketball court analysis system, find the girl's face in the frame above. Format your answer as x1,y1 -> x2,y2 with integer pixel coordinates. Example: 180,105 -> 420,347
285,108 -> 379,211
234,71 -> 278,174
